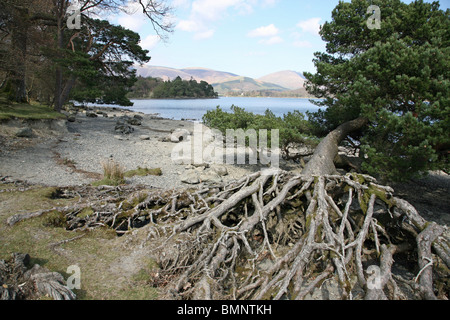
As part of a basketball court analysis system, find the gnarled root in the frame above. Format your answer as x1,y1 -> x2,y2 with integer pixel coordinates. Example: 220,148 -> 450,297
145,171 -> 449,300
5,171 -> 449,300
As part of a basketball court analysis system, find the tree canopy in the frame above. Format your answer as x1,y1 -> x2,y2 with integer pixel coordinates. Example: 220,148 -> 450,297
304,0 -> 449,181
0,0 -> 173,109
149,76 -> 218,99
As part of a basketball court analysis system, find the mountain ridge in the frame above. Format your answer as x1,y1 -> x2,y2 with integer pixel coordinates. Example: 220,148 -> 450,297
135,66 -> 307,94
257,70 -> 306,90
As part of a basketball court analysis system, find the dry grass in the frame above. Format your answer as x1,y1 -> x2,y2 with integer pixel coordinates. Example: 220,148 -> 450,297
94,160 -> 125,186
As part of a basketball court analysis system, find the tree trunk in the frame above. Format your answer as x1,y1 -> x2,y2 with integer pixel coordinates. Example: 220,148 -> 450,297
302,117 -> 368,176
54,1 -> 67,112
11,6 -> 29,103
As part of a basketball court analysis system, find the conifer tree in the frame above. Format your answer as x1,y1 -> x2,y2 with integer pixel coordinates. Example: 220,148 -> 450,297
304,0 -> 449,181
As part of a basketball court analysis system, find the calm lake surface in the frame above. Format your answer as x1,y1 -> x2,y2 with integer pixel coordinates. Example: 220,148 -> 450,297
124,97 -> 321,121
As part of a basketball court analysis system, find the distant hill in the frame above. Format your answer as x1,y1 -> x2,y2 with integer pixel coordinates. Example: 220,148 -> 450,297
136,66 -> 237,84
211,76 -> 288,95
136,66 -> 193,81
179,68 -> 238,84
257,70 -> 306,90
134,65 -> 311,97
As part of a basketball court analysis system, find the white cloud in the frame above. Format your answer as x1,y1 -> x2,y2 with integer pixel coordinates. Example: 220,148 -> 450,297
116,1 -> 147,31
177,0 -> 275,40
247,24 -> 279,38
117,12 -> 147,31
172,0 -> 190,8
177,19 -> 201,32
296,17 -> 322,36
191,0 -> 242,22
140,34 -> 161,50
247,24 -> 283,45
259,36 -> 283,45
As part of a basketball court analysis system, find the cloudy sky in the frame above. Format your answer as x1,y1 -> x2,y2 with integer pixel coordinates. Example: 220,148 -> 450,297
112,0 -> 450,78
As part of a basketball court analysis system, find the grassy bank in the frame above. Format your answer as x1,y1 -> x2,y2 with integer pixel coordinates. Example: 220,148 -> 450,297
0,183 -> 160,300
0,98 -> 65,121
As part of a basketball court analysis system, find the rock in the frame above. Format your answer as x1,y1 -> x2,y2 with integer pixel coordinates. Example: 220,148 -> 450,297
195,166 -> 206,172
67,115 -> 76,122
199,170 -> 222,184
117,115 -> 141,126
170,128 -> 191,143
115,120 -> 134,134
15,127 -> 33,138
139,135 -> 150,140
133,114 -> 144,120
114,135 -> 128,141
86,111 -> 98,118
180,170 -> 200,184
127,118 -> 141,126
211,166 -> 228,177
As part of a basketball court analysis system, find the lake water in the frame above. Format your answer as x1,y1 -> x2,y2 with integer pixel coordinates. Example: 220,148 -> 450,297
124,97 -> 321,121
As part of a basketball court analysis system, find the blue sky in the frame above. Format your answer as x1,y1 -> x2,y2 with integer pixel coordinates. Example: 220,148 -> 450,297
113,0 -> 450,79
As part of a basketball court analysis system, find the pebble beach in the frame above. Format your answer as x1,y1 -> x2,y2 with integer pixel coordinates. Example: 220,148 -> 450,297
0,106 -> 270,189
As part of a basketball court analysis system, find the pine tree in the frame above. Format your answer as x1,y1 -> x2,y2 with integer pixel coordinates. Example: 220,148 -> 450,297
304,0 -> 449,181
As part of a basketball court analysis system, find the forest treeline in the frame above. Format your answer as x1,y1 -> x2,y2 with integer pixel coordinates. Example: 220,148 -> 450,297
128,76 -> 218,99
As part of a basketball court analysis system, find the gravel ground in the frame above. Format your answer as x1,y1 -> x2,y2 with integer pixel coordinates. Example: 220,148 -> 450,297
0,107 -> 258,189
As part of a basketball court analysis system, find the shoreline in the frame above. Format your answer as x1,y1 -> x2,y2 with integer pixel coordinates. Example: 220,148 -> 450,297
0,104 -> 448,226
0,105 -> 280,189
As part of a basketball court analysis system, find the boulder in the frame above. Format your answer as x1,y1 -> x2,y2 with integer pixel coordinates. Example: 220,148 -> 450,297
114,117 -> 136,134
139,135 -> 150,140
15,127 -> 33,138
127,118 -> 141,126
115,122 -> 134,135
180,170 -> 200,184
211,165 -> 228,177
199,170 -> 222,184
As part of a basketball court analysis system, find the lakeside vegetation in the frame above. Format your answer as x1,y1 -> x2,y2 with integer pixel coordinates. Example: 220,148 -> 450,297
202,105 -> 320,162
128,76 -> 218,99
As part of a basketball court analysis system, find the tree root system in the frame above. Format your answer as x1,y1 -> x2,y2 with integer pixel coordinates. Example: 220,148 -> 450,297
3,171 -> 449,300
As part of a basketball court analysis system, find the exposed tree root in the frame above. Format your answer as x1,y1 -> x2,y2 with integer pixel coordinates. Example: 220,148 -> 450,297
146,170 -> 449,300
4,171 -> 449,300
